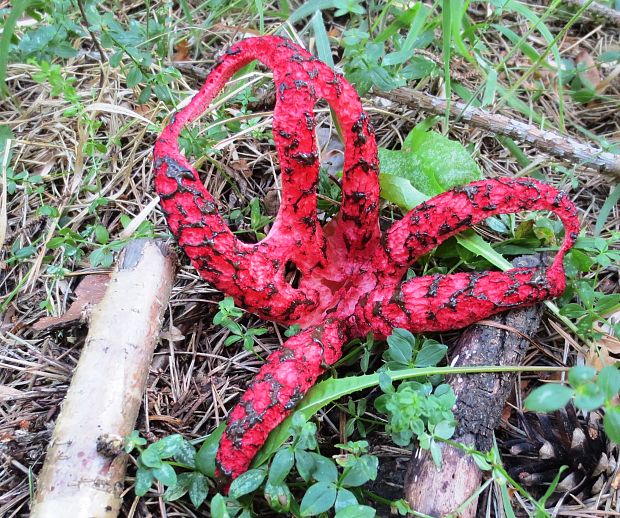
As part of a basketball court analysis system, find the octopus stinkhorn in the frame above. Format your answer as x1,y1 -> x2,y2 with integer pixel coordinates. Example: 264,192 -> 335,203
153,35 -> 579,486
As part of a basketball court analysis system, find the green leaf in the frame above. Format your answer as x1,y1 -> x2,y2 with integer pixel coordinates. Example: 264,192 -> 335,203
334,488 -> 358,512
568,365 -> 596,387
595,184 -> 620,236
310,10 -> 334,69
228,469 -> 265,499
153,463 -> 177,487
140,447 -> 164,468
308,452 -> 338,483
379,173 -> 429,211
524,384 -> 574,412
135,467 -> 154,496
94,225 -> 109,245
430,440 -> 442,467
195,423 -> 225,477
574,383 -> 605,411
153,434 -> 184,458
379,128 -> 482,200
341,455 -> 378,487
455,231 -> 512,271
295,449 -> 316,483
603,406 -> 620,444
433,420 -> 456,440
210,493 -> 230,518
126,66 -> 143,88
189,472 -> 209,508
174,439 -> 196,468
0,1 -> 33,98
536,466 -> 567,513
386,329 -> 414,365
300,482 -> 337,516
597,366 -> 620,400
268,447 -> 294,484
414,341 -> 448,368
335,505 -> 376,518
163,472 -> 192,502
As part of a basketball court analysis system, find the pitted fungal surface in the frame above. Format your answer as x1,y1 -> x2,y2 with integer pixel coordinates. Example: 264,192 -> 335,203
154,35 -> 580,486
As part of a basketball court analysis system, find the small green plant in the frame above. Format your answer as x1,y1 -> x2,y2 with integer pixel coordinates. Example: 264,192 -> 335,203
525,364 -> 620,443
373,328 -> 455,465
213,296 -> 268,351
380,328 -> 448,372
125,432 -> 209,506
375,375 -> 456,466
217,414 -> 379,517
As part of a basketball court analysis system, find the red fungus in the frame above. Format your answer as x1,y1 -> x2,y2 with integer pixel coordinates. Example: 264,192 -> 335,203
153,36 -> 580,486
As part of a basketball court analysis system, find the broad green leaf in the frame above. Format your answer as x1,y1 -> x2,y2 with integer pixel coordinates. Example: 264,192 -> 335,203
174,439 -> 196,468
574,383 -> 605,412
135,467 -> 154,496
189,472 -> 209,508
403,129 -> 482,194
268,447 -> 294,484
152,463 -> 177,487
603,407 -> 620,444
210,494 -> 230,518
228,469 -> 265,499
335,505 -> 376,518
152,434 -> 184,458
414,341 -> 448,368
597,366 -> 620,400
308,452 -> 338,483
140,447 -> 164,468
335,488 -> 358,512
524,384 -> 574,412
379,173 -> 429,211
195,423 -> 225,477
568,365 -> 596,387
300,482 -> 337,516
163,472 -> 192,502
340,455 -> 378,487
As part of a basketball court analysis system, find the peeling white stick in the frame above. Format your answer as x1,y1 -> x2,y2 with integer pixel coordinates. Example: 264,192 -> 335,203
375,88 -> 620,179
31,239 -> 177,518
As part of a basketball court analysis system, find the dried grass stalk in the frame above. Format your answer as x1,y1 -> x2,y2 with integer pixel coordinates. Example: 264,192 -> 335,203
30,239 -> 177,518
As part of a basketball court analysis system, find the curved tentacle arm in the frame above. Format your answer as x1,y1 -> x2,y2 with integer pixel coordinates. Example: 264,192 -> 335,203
364,266 -> 567,338
385,178 -> 579,268
216,320 -> 346,484
154,35 -> 381,322
365,178 -> 580,338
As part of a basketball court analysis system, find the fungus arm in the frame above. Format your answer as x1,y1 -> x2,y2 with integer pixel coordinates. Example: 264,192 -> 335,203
365,178 -> 579,337
215,320 -> 345,484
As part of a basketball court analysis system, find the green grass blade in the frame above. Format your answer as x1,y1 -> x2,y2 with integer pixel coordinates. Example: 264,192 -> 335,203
595,183 -> 620,236
0,0 -> 33,99
310,10 -> 334,68
288,0 -> 338,23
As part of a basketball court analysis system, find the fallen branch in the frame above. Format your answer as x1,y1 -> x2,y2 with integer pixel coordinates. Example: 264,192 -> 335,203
375,88 -> 620,180
404,256 -> 544,517
31,239 -> 177,518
